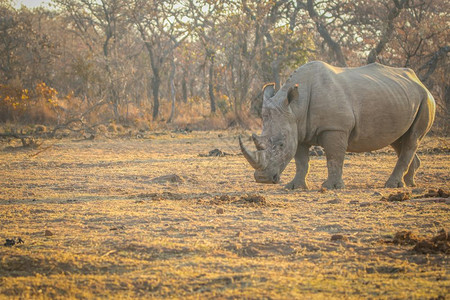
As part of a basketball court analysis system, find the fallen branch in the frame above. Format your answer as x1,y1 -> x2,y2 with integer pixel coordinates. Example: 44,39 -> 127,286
29,142 -> 57,157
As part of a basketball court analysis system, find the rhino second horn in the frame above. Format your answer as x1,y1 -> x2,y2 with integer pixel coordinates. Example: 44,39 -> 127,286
239,136 -> 264,170
252,134 -> 266,150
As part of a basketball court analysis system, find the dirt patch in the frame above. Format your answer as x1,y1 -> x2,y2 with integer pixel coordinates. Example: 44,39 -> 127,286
391,229 -> 449,254
330,234 -> 349,242
413,229 -> 450,254
135,192 -> 184,200
237,194 -> 268,206
415,188 -> 449,199
210,194 -> 236,205
207,194 -> 269,207
393,231 -> 420,245
150,174 -> 184,184
225,241 -> 295,257
382,192 -> 410,202
417,147 -> 450,154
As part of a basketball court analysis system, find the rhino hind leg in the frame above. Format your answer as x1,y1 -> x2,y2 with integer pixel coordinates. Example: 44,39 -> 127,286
386,98 -> 432,188
319,131 -> 347,189
391,140 -> 421,187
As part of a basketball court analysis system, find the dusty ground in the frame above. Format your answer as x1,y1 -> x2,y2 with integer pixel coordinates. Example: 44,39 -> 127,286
0,131 -> 449,299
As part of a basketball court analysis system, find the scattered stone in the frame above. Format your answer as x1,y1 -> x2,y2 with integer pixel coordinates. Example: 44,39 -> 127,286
3,237 -> 24,247
330,234 -> 349,242
372,191 -> 382,196
349,200 -> 359,205
199,149 -> 231,157
327,198 -> 342,204
44,230 -> 53,236
151,174 -> 184,184
382,192 -> 410,202
110,225 -> 125,231
216,208 -> 224,214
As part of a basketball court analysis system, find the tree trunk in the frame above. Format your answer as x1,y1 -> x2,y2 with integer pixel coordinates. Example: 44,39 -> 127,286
182,70 -> 188,103
152,74 -> 160,120
167,60 -> 176,123
208,54 -> 216,114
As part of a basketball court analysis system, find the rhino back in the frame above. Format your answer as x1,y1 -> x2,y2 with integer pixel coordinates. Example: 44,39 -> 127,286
290,62 -> 428,152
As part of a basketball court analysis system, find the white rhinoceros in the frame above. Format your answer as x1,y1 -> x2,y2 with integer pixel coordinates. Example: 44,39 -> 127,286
239,61 -> 436,189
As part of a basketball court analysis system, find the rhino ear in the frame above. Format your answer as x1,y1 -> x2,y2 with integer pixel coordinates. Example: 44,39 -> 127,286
283,84 -> 299,107
263,83 -> 276,103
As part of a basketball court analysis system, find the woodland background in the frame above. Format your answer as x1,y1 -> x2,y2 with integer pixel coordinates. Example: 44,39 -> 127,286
0,0 -> 448,134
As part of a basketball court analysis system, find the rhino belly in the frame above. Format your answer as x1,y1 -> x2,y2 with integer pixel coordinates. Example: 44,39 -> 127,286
346,105 -> 418,153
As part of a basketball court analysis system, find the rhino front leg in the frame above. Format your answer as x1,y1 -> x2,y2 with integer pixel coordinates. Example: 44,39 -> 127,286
285,144 -> 310,190
320,131 -> 348,189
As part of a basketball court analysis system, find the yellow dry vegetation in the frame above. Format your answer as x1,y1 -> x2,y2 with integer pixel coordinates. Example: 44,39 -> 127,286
0,132 -> 449,299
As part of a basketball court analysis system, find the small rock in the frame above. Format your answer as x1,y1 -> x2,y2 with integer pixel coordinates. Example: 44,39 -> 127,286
372,191 -> 382,196
236,231 -> 242,237
330,234 -> 349,242
327,198 -> 342,204
199,149 -> 230,157
44,230 -> 53,236
349,200 -> 359,205
216,208 -> 224,214
4,239 -> 15,246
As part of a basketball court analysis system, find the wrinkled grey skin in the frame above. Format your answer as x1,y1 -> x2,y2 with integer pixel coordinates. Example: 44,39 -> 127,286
240,61 -> 436,189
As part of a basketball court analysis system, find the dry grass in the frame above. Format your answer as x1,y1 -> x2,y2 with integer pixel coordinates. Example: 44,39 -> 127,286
0,132 -> 449,299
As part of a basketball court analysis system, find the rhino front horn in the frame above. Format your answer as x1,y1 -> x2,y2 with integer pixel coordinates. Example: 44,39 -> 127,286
239,136 -> 266,170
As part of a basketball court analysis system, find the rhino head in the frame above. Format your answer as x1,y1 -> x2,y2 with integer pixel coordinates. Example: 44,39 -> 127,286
240,83 -> 299,184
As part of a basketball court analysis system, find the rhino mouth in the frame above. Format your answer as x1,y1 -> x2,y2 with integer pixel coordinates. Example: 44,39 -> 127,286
254,172 -> 280,184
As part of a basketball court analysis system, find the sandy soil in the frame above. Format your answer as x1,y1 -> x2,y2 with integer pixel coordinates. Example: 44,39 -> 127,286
0,131 -> 449,299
